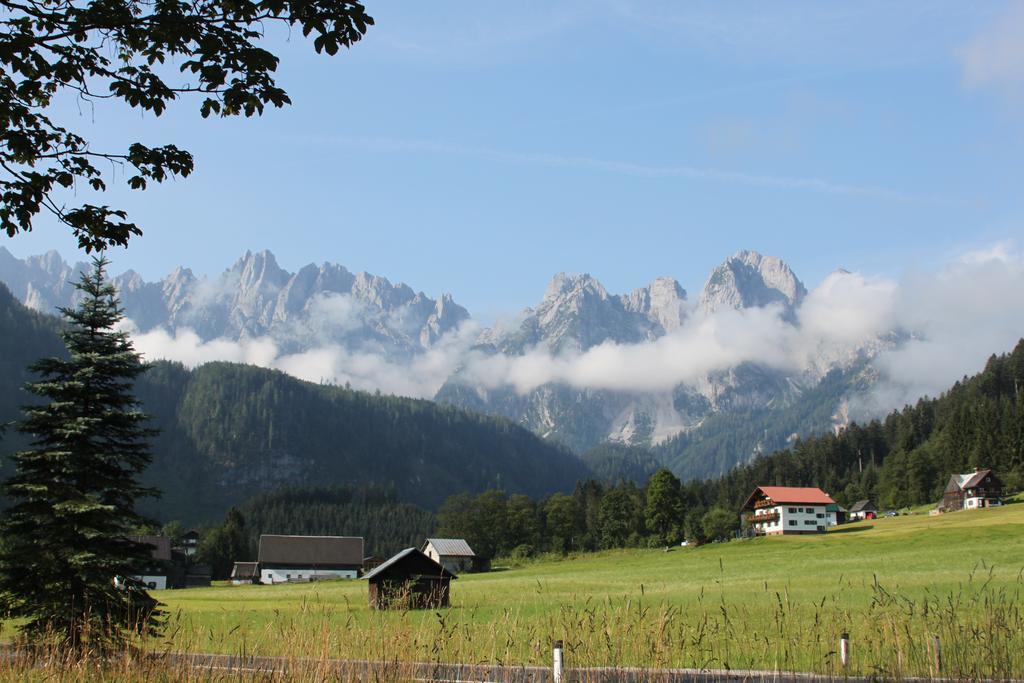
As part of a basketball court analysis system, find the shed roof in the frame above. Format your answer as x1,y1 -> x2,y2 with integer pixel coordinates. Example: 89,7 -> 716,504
231,561 -> 259,579
849,500 -> 876,513
363,548 -> 457,582
742,486 -> 836,510
424,538 -> 475,557
257,535 -> 363,566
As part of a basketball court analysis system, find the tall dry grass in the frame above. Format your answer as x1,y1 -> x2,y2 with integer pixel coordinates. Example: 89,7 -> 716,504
1,564 -> 1021,681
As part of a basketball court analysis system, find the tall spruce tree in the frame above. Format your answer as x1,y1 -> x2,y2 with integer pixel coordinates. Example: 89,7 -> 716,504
0,257 -> 161,651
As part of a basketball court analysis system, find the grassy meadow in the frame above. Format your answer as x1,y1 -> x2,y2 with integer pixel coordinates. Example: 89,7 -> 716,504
121,502 -> 1024,679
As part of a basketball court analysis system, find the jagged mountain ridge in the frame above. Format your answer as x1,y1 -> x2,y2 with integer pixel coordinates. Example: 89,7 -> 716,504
437,250 -> 875,462
0,247 -> 468,358
0,282 -> 589,523
1,246 -> 882,479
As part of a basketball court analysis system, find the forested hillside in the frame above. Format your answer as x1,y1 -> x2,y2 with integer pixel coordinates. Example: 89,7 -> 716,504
685,340 -> 1024,512
0,284 -> 590,524
435,341 -> 1024,560
655,363 -> 874,479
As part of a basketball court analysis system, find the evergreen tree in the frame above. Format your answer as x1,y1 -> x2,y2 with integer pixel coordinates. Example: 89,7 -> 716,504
196,507 -> 251,579
0,257 -> 160,652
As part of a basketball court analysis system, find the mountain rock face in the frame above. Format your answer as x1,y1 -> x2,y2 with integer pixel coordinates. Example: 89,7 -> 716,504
437,250 -> 873,463
0,247 -> 469,359
1,246 -> 882,480
699,250 -> 807,315
483,273 -> 686,355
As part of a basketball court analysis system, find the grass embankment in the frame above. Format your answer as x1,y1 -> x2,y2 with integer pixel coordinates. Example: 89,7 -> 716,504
126,503 -> 1024,679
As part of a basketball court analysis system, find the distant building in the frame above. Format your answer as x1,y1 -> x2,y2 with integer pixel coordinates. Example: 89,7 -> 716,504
362,555 -> 385,573
741,486 -> 837,536
230,561 -> 259,585
180,529 -> 201,557
940,469 -> 1003,512
365,548 -> 456,610
422,538 -> 482,573
825,502 -> 846,527
257,535 -> 364,584
848,500 -> 878,521
127,535 -> 172,590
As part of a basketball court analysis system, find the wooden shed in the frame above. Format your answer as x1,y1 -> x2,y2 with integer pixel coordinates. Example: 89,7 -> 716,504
363,548 -> 456,610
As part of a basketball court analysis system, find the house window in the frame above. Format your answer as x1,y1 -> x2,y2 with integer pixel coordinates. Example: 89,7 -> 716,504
816,513 -> 824,518
286,574 -> 291,579
788,520 -> 797,526
788,507 -> 797,513
804,520 -> 816,525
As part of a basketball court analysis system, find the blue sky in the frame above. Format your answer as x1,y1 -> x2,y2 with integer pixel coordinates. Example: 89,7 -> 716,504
7,1 -> 1024,319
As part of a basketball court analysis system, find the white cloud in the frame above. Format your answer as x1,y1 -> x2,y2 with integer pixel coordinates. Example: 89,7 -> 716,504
124,244 -> 1024,420
959,4 -> 1024,98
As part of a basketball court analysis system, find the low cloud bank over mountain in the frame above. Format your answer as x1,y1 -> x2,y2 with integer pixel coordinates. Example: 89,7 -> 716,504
4,244 -> 1023,445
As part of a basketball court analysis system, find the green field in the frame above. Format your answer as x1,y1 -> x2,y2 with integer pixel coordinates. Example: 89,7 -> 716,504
146,502 -> 1024,678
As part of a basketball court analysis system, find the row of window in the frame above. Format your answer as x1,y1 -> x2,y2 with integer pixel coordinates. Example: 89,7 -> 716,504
787,506 -> 824,514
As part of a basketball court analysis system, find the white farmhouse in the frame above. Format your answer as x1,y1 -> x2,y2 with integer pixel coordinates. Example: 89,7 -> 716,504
257,535 -> 364,584
741,486 -> 837,536
422,538 -> 478,574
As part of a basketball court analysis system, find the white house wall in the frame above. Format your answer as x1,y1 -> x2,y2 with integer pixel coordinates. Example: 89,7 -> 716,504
749,504 -> 828,535
132,574 -> 167,590
260,568 -> 357,584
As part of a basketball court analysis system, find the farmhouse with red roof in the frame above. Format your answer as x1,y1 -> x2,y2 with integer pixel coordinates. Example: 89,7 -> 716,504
741,486 -> 837,536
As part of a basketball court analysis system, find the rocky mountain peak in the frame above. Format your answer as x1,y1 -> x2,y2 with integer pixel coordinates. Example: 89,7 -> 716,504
625,277 -> 688,333
699,250 -> 806,315
543,272 -> 608,304
0,249 -> 471,359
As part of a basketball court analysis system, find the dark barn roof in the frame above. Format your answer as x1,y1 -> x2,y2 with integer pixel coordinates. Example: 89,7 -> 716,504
849,500 -> 877,513
129,535 -> 172,562
364,548 -> 457,582
257,535 -> 363,566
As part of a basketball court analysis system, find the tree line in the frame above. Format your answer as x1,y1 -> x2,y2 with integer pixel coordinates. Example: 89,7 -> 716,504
438,339 -> 1024,560
184,485 -> 437,579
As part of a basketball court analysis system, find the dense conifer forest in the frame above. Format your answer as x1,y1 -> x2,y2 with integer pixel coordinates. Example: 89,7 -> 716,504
436,341 -> 1024,560
0,284 -> 589,523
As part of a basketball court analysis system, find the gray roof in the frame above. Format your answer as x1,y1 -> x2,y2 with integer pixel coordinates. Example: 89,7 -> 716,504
424,538 -> 475,557
257,535 -> 363,566
849,500 -> 876,513
958,469 -> 993,490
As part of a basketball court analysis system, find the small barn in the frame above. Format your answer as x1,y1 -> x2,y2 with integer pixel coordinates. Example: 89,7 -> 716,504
364,548 -> 456,610
257,535 -> 364,584
230,561 -> 259,585
423,538 -> 483,573
848,500 -> 878,521
940,469 -> 1003,512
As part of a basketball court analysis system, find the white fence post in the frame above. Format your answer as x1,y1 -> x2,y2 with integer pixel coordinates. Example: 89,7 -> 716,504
553,639 -> 564,683
932,635 -> 941,677
840,632 -> 850,670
